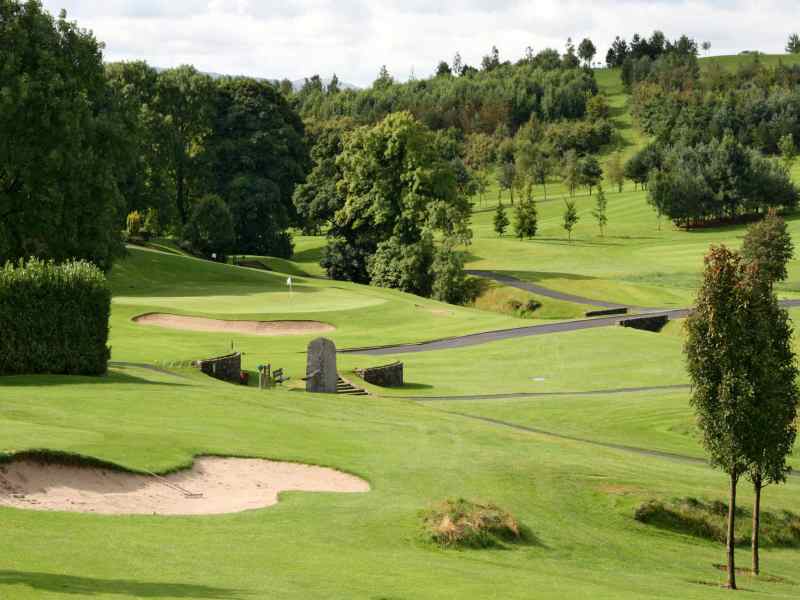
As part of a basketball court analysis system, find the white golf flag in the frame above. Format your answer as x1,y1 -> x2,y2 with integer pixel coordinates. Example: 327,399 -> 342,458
287,277 -> 292,286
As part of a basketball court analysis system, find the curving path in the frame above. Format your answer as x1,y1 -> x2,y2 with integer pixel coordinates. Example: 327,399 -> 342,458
342,271 -> 800,356
466,270 -> 630,309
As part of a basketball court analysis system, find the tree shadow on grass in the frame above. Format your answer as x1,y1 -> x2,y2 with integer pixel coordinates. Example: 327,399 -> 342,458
1,371 -> 191,388
0,570 -> 248,598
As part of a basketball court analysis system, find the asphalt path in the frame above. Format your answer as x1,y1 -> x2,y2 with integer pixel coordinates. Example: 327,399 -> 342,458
341,272 -> 800,356
466,270 -> 630,309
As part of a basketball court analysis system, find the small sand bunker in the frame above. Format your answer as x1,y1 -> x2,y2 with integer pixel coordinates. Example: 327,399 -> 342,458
0,457 -> 369,516
134,313 -> 335,336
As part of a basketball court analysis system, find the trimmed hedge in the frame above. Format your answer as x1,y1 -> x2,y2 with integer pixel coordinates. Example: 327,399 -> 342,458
0,259 -> 111,375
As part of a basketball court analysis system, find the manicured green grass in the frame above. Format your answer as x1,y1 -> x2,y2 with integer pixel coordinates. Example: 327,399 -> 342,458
2,366 -> 800,599
3,54 -> 800,599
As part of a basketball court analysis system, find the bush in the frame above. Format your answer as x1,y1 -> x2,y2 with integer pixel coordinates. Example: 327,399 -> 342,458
423,498 -> 527,549
634,497 -> 800,547
125,211 -> 143,237
0,259 -> 111,375
431,243 -> 474,305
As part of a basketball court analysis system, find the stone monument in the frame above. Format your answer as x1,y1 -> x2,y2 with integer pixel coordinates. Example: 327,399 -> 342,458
306,338 -> 338,393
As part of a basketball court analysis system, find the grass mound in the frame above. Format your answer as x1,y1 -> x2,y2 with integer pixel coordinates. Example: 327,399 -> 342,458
635,498 -> 800,547
423,498 -> 528,549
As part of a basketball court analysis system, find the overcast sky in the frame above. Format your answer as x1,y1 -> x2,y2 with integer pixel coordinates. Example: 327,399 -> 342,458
42,1 -> 799,87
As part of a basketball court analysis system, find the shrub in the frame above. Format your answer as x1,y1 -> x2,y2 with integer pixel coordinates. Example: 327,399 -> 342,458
0,259 -> 111,375
125,210 -> 143,237
423,498 -> 527,549
634,497 -> 800,547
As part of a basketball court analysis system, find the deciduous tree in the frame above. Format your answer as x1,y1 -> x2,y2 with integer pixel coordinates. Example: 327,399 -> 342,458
592,184 -> 608,236
494,202 -> 509,237
0,0 -> 125,269
563,200 -> 579,241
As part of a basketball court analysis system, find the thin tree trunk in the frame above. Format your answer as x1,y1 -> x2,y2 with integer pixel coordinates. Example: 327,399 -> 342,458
727,473 -> 738,590
752,476 -> 762,576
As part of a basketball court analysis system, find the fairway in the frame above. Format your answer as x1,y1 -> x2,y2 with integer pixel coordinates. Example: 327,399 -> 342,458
4,14 -> 800,597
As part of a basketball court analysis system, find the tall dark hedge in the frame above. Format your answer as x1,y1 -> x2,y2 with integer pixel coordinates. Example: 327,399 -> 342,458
0,259 -> 111,376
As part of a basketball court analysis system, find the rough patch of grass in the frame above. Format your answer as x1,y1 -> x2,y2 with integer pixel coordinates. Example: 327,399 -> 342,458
423,498 -> 528,549
635,497 -> 800,547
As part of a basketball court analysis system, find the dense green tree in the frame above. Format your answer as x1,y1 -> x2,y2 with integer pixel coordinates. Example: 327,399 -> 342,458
778,134 -> 797,171
203,77 -> 308,257
185,194 -> 235,257
606,151 -> 626,192
741,212 -> 794,285
494,202 -> 509,237
0,0 -> 125,270
787,33 -> 800,54
648,137 -> 798,227
578,155 -> 603,195
563,200 -> 579,241
741,274 -> 798,575
106,61 -> 174,224
578,38 -> 597,66
686,245 -> 798,586
481,46 -> 501,72
702,41 -> 711,56
332,112 -> 471,293
435,60 -> 452,77
151,66 -> 215,224
373,65 -> 394,89
592,184 -> 608,236
431,240 -> 472,304
514,198 -> 538,239
293,118 -> 353,233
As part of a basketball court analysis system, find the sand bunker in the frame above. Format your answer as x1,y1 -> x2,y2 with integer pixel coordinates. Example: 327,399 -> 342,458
134,313 -> 335,336
0,457 -> 369,516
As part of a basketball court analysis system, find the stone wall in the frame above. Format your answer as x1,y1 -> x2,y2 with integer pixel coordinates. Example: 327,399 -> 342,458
356,362 -> 404,387
196,352 -> 242,383
619,315 -> 669,333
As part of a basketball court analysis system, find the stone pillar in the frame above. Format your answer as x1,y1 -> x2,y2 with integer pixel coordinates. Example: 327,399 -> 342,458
306,338 -> 337,393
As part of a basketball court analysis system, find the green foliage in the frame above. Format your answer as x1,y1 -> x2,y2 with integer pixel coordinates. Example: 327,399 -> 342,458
331,112 -> 472,293
143,208 -> 160,238
741,212 -> 795,284
204,77 -> 308,257
578,155 -> 603,194
423,499 -> 526,549
606,151 -> 626,192
185,195 -> 235,258
561,150 -> 580,196
0,259 -> 110,375
787,33 -> 800,54
632,58 -> 800,153
367,236 -> 434,297
514,198 -> 538,239
292,57 -> 596,137
151,66 -> 215,224
431,242 -> 473,305
493,202 -> 509,237
592,184 -> 609,236
0,1 -> 125,270
778,133 -> 797,171
648,135 -> 798,226
563,200 -> 579,241
126,211 -> 143,237
635,498 -> 800,547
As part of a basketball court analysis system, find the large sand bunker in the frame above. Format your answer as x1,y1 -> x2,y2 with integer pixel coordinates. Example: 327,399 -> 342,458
134,313 -> 336,336
0,457 -> 369,516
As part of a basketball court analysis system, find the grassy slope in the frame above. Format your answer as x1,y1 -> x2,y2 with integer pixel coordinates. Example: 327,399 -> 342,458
2,54 -> 800,599
3,365 -> 800,599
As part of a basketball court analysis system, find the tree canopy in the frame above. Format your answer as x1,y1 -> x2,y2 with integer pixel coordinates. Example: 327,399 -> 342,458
0,0 -> 125,270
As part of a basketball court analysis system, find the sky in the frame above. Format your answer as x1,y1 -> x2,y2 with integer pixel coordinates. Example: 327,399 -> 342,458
42,1 -> 799,87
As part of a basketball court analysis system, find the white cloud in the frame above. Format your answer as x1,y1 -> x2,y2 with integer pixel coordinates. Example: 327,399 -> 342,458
43,0 -> 800,86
